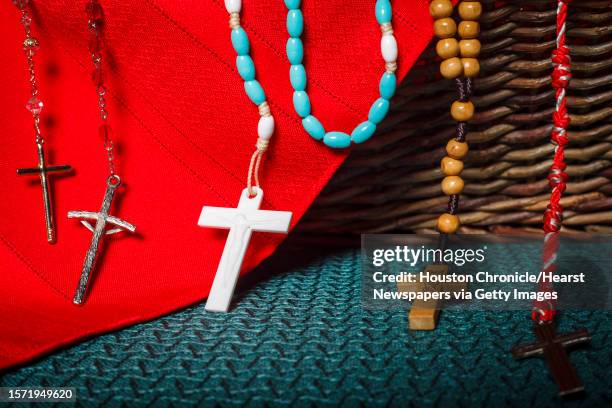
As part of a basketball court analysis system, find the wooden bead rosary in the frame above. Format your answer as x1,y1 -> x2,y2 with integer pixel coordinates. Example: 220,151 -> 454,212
430,0 -> 482,235
402,0 -> 483,332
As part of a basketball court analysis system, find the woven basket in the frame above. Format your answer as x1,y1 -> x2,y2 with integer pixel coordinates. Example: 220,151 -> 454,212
297,0 -> 612,235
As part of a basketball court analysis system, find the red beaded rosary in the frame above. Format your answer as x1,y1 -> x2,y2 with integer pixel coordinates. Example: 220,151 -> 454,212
67,0 -> 137,305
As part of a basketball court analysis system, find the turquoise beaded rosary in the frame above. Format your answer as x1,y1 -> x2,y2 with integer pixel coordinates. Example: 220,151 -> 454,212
199,0 -> 397,312
223,0 -> 398,155
285,0 -> 398,148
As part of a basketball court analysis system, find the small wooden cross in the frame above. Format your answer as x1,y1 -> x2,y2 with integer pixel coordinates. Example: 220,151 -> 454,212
397,264 -> 466,330
512,322 -> 590,397
198,187 -> 292,313
68,176 -> 135,305
17,142 -> 72,243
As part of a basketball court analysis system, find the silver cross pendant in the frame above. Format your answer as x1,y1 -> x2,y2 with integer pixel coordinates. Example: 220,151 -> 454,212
68,175 -> 135,305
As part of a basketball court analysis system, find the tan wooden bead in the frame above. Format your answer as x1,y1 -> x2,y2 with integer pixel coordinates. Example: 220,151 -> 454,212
441,156 -> 464,176
429,0 -> 453,19
437,213 -> 460,234
458,2 -> 482,20
434,18 -> 457,39
441,176 -> 464,195
440,57 -> 463,79
461,58 -> 480,77
436,38 -> 459,59
451,100 -> 475,121
458,21 -> 480,39
446,139 -> 469,159
459,39 -> 481,57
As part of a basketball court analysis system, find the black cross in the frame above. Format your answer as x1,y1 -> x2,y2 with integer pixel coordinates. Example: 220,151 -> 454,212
17,142 -> 72,243
512,322 -> 590,397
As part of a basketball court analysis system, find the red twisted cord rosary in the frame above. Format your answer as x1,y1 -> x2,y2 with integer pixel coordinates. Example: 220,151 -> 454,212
544,0 -> 572,235
513,1 -> 592,398
536,0 -> 572,324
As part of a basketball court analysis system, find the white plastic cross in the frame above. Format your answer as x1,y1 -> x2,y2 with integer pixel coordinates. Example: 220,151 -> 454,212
198,187 -> 292,312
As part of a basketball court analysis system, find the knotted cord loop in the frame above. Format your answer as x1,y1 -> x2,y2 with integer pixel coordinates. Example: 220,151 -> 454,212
533,232 -> 559,323
247,138 -> 269,196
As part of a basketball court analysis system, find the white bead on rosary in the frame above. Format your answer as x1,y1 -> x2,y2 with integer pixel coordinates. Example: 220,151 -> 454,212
224,0 -> 241,13
381,31 -> 398,63
257,115 -> 275,140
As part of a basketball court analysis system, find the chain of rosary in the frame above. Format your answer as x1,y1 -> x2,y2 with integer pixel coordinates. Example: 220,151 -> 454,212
86,0 -> 116,178
13,0 -> 45,145
429,1 -> 482,235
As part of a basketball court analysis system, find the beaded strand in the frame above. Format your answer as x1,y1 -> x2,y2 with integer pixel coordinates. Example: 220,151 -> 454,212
430,0 -> 482,234
224,0 -> 275,195
13,0 -> 44,145
283,0 -> 398,148
87,0 -> 117,177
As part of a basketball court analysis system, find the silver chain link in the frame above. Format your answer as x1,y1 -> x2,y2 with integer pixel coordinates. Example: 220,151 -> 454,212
17,5 -> 43,146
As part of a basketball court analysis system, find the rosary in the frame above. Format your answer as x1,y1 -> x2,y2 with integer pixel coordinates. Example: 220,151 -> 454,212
197,0 -> 399,311
67,0 -> 137,305
14,0 -> 73,244
511,0 -> 591,397
401,0 -> 481,331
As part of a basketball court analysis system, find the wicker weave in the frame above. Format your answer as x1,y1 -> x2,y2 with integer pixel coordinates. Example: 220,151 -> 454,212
298,0 -> 612,235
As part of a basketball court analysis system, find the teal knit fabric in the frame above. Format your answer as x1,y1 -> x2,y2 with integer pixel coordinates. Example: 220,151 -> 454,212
1,248 -> 610,407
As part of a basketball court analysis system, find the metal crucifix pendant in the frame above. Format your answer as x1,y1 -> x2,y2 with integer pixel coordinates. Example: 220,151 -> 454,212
198,187 -> 292,312
17,142 -> 72,243
512,321 -> 591,397
68,175 -> 136,305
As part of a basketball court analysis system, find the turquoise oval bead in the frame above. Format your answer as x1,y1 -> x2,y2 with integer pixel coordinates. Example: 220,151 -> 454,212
324,132 -> 351,149
375,0 -> 392,24
293,91 -> 311,118
351,121 -> 377,144
379,72 -> 396,100
287,10 -> 304,37
231,27 -> 250,55
284,0 -> 301,9
244,80 -> 266,105
286,38 -> 304,64
368,98 -> 390,124
236,55 -> 255,81
290,64 -> 307,91
302,115 -> 325,140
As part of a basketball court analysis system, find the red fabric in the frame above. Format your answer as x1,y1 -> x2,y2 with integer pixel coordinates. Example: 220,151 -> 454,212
0,0 -> 434,370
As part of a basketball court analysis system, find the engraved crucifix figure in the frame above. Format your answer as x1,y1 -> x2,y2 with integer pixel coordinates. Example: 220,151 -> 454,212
68,175 -> 136,305
198,187 -> 292,312
17,142 -> 72,243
